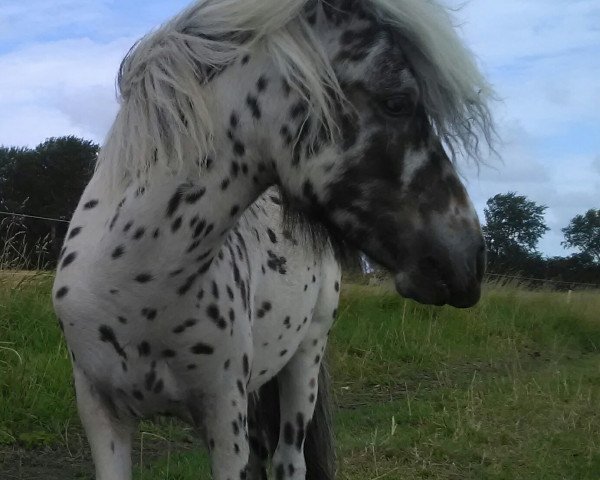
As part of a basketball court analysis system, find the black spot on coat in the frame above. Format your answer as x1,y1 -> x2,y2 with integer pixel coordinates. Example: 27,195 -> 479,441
191,343 -> 214,355
99,325 -> 127,359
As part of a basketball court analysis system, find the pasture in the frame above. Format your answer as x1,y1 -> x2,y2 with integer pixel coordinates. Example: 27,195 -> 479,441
1,275 -> 600,479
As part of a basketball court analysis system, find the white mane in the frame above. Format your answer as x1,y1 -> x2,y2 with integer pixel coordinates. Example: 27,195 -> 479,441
99,0 -> 495,186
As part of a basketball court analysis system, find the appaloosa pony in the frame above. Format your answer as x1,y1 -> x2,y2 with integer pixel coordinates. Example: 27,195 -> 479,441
53,0 -> 494,478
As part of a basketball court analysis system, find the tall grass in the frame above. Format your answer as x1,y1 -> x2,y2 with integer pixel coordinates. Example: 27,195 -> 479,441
0,216 -> 52,271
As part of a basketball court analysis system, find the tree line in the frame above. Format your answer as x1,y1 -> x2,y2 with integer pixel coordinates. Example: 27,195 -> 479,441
483,192 -> 600,287
1,137 -> 599,286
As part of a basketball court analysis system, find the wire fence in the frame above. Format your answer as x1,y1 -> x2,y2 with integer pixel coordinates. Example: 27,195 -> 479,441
1,210 -> 600,289
485,272 -> 600,289
0,211 -> 70,223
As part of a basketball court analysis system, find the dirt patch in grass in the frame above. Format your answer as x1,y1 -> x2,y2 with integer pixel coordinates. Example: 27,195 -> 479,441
1,430 -> 198,480
1,444 -> 92,480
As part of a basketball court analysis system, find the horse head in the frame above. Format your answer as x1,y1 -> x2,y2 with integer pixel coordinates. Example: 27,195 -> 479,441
275,1 -> 493,307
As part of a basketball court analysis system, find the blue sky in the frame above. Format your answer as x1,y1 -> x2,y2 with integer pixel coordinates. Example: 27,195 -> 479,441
1,0 -> 599,256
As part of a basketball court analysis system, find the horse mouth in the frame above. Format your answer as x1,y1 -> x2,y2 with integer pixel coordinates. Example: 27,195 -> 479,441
394,270 -> 481,308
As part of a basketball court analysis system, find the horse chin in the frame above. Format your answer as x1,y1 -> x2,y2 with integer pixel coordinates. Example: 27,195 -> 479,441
393,271 -> 450,306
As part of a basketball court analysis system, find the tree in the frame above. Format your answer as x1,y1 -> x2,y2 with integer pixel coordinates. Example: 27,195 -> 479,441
561,209 -> 600,263
482,192 -> 549,269
0,146 -> 37,212
2,136 -> 98,219
0,136 -> 98,267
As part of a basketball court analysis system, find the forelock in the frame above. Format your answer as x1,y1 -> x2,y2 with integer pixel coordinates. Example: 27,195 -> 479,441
358,0 -> 497,162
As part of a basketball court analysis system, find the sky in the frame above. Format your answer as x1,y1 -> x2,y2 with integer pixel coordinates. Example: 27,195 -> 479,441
1,0 -> 599,256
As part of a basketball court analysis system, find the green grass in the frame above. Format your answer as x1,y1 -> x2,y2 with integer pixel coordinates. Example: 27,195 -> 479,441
0,275 -> 74,447
1,276 -> 600,479
331,285 -> 600,479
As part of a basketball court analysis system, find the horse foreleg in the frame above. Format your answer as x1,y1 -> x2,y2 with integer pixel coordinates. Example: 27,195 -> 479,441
200,380 -> 251,480
246,386 -> 275,480
272,333 -> 328,480
73,367 -> 135,480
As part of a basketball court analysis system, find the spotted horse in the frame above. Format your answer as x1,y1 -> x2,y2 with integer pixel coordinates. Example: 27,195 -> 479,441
53,0 -> 495,478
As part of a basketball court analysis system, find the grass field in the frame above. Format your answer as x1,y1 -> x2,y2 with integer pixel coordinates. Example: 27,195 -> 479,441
1,275 -> 600,479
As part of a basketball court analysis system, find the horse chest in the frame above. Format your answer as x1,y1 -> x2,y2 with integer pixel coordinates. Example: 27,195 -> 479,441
55,179 -> 335,410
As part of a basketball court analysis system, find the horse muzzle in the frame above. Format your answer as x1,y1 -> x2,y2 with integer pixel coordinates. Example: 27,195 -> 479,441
394,240 -> 486,308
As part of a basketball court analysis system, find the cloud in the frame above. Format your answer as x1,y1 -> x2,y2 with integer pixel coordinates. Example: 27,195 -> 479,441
0,105 -> 85,147
0,0 -> 192,146
0,1 -> 111,48
450,0 -> 600,65
463,122 -> 550,182
0,0 -> 190,51
55,85 -> 120,141
496,51 -> 600,139
446,0 -> 600,142
0,37 -> 131,97
0,37 -> 132,146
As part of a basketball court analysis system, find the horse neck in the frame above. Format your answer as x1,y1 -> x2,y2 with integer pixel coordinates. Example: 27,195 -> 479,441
205,48 -> 322,203
138,48 -> 311,252
163,151 -> 276,260
157,69 -> 287,253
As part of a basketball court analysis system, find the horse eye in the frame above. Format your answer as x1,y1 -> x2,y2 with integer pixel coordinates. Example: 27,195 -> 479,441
381,95 -> 413,117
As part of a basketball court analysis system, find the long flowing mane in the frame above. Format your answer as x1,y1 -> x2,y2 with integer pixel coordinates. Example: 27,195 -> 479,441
99,0 -> 495,186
